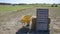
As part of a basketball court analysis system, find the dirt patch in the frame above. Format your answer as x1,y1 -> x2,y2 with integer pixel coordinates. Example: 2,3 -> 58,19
0,7 -> 60,34
0,8 -> 36,34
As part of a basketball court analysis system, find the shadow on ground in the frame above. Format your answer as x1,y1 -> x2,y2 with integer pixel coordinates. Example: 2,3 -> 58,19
16,18 -> 51,34
16,26 -> 29,34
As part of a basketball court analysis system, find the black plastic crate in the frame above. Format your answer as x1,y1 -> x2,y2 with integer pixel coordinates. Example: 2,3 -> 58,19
36,9 -> 49,30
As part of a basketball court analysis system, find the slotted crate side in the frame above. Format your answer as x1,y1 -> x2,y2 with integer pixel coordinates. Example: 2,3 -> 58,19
36,18 -> 48,23
36,23 -> 48,30
36,9 -> 49,30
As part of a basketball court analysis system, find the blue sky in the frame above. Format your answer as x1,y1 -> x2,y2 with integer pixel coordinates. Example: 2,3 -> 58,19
0,0 -> 60,4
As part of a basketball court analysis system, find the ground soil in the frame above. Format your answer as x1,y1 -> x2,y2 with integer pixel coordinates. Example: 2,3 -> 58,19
0,7 -> 60,34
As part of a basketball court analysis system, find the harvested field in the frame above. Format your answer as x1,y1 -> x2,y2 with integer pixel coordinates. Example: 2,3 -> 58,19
0,7 -> 60,34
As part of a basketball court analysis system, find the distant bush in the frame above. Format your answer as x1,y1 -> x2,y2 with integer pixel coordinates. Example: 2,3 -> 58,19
55,4 -> 58,7
12,4 -> 15,6
51,5 -> 54,7
51,4 -> 58,7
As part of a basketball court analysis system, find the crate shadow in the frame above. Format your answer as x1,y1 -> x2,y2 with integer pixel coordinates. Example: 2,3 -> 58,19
16,18 -> 51,34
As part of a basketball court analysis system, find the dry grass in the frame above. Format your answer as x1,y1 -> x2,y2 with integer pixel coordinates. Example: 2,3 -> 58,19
0,7 -> 60,34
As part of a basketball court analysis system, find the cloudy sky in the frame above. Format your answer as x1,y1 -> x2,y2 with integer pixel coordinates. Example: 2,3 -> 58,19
0,0 -> 60,4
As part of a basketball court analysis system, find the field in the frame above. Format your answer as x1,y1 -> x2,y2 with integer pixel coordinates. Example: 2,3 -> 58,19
0,5 -> 60,34
0,5 -> 34,13
0,4 -> 60,13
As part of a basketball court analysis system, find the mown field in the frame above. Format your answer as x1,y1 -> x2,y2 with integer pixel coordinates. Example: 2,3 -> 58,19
0,4 -> 60,13
0,5 -> 34,13
0,4 -> 60,34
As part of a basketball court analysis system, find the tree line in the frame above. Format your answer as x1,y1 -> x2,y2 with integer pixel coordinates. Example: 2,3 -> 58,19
0,3 -> 60,7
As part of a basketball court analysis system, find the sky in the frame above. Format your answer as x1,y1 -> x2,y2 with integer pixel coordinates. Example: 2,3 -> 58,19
0,0 -> 60,4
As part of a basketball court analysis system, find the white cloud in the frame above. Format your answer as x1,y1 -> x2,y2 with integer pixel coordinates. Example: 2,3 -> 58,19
0,0 -> 60,4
